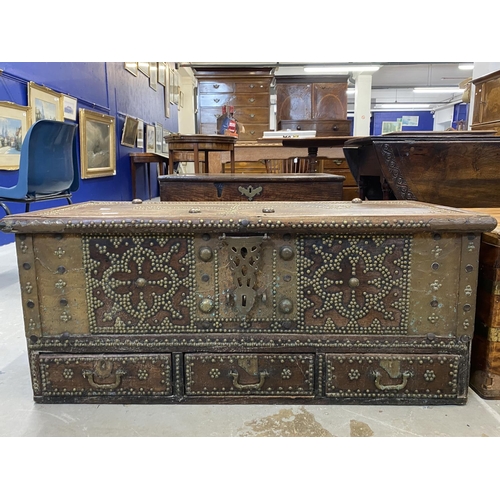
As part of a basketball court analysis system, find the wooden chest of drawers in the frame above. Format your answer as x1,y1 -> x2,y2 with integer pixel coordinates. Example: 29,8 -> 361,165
195,68 -> 273,142
158,173 -> 345,202
0,201 -> 495,405
468,208 -> 500,398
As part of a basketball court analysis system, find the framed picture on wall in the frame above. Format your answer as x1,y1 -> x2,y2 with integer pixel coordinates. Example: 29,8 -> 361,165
79,109 -> 116,179
164,64 -> 170,118
0,101 -> 31,171
169,67 -> 175,105
158,62 -> 166,86
124,62 -> 138,76
138,62 -> 150,77
62,95 -> 77,121
149,63 -> 157,91
155,123 -> 163,153
136,120 -> 144,149
27,82 -> 63,124
120,115 -> 139,147
146,124 -> 155,153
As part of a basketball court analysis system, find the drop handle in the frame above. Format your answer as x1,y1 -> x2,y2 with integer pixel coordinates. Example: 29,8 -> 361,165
213,98 -> 220,103
373,370 -> 412,391
82,368 -> 126,390
213,84 -> 220,89
332,125 -> 338,130
296,125 -> 301,130
229,370 -> 268,390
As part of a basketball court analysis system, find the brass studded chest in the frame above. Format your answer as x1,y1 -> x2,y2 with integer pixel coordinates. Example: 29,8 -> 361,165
0,200 -> 495,405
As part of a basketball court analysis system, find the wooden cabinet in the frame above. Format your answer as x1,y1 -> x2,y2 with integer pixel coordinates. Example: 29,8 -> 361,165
276,76 -> 350,136
472,69 -> 500,135
1,200 -> 495,405
194,68 -> 273,142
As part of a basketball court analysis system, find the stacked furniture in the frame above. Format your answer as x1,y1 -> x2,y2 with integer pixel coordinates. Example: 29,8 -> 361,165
471,69 -> 500,135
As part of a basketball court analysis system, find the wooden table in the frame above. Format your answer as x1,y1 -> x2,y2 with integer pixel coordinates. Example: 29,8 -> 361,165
279,136 -> 354,172
166,134 -> 236,174
213,140 -> 353,173
129,153 -> 168,200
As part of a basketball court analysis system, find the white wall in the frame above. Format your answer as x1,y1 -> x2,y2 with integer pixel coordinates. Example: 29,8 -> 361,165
433,105 -> 454,131
177,67 -> 197,172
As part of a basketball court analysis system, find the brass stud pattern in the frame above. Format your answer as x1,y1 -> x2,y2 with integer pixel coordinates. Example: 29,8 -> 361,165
83,235 -> 195,334
298,234 -> 411,334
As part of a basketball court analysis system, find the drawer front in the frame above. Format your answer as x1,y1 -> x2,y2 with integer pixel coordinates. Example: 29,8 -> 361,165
198,81 -> 235,94
37,353 -> 172,398
185,353 -> 315,396
200,93 -> 269,108
238,124 -> 269,140
325,353 -> 463,401
200,106 -> 269,125
279,120 -> 351,136
234,80 -> 271,93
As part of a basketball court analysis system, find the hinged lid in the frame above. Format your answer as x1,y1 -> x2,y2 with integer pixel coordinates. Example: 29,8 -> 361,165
0,200 -> 496,235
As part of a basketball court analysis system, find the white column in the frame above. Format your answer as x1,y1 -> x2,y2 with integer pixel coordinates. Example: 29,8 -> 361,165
352,73 -> 372,136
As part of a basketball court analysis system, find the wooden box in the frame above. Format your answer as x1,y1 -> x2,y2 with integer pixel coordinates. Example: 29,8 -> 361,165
468,208 -> 500,398
0,200 -> 495,405
158,173 -> 345,202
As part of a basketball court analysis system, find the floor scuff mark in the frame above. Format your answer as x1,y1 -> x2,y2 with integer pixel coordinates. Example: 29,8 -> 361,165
239,406 -> 334,437
350,419 -> 374,437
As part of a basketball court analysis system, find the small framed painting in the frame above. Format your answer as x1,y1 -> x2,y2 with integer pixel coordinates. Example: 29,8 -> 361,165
28,82 -> 63,123
138,62 -> 150,77
155,123 -> 163,153
0,101 -> 31,170
63,95 -> 77,121
124,62 -> 138,76
149,63 -> 157,91
120,115 -> 139,147
146,124 -> 155,153
136,120 -> 144,149
79,109 -> 116,179
158,62 -> 166,86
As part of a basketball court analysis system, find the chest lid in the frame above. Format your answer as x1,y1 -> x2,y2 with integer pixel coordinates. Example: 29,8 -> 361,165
0,200 -> 496,235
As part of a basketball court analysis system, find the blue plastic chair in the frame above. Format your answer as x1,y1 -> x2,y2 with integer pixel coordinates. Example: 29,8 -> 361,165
0,120 -> 79,215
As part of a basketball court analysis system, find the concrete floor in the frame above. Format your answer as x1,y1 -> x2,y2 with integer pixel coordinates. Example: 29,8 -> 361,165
1,241 -> 500,438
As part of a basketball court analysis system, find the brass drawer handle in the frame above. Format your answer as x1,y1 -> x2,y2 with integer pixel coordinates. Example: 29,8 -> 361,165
229,369 -> 268,390
82,368 -> 126,390
373,370 -> 412,391
250,114 -> 255,118
333,159 -> 344,165
249,84 -> 255,88
250,130 -> 255,135
238,185 -> 262,201
213,98 -> 220,103
213,84 -> 219,89
249,98 -> 255,103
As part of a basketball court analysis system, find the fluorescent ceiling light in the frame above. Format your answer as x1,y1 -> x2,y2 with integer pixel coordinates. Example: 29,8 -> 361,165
458,64 -> 474,70
377,103 -> 430,109
346,89 -> 355,94
304,65 -> 380,73
413,87 -> 464,93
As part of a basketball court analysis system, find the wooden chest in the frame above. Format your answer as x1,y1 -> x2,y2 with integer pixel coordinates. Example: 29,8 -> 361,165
158,173 -> 345,202
0,200 -> 495,405
468,208 -> 500,398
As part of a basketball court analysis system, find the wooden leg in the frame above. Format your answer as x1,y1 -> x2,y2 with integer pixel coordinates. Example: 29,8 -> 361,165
147,162 -> 152,200
131,160 -> 137,199
307,146 -> 319,173
230,147 -> 235,173
194,144 -> 200,173
204,151 -> 209,173
168,149 -> 175,175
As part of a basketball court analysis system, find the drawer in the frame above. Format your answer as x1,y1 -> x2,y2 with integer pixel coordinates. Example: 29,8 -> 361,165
325,353 -> 463,401
200,106 -> 269,125
238,124 -> 269,141
200,93 -> 269,108
37,353 -> 172,398
234,80 -> 271,93
185,353 -> 315,397
279,119 -> 351,136
198,81 -> 235,93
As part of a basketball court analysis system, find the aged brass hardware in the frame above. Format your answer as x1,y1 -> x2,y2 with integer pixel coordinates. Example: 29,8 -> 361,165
238,185 -> 262,201
82,360 -> 126,390
229,369 -> 268,390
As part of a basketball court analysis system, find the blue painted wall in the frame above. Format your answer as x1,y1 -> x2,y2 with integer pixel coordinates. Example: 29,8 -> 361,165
371,111 -> 434,135
0,62 -> 178,246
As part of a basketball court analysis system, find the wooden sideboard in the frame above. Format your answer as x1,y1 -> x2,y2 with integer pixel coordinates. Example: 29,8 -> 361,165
1,200 -> 495,405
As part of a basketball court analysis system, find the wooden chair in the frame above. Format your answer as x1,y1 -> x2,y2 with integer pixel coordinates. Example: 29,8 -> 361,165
263,157 -> 325,173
